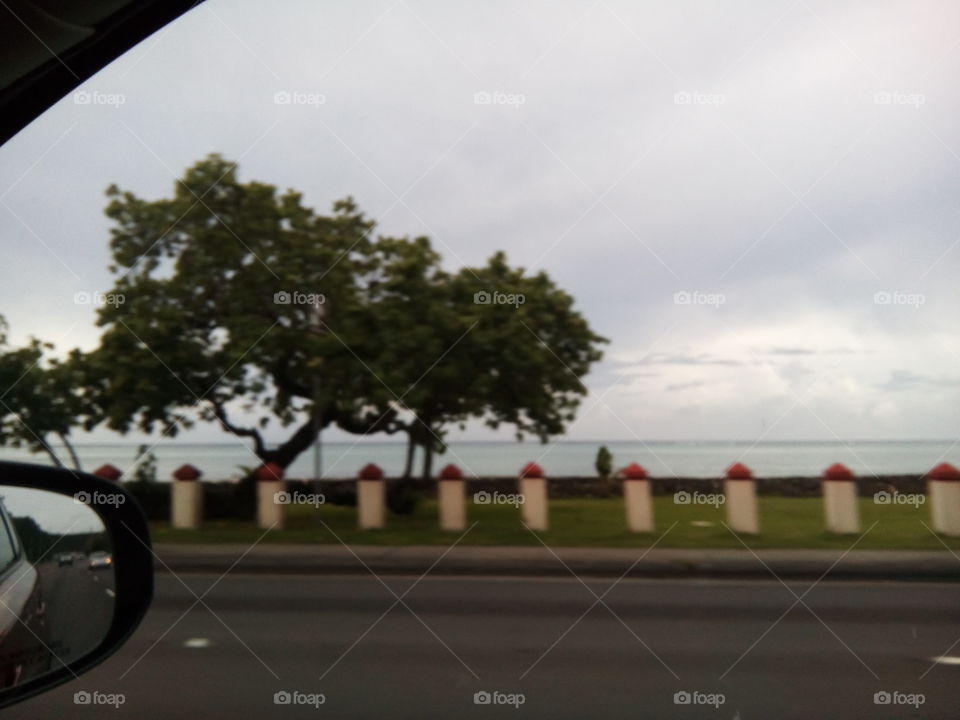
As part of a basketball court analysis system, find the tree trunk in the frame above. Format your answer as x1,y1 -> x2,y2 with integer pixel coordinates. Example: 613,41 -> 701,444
402,433 -> 416,480
57,432 -> 82,471
421,441 -> 434,481
37,435 -> 64,468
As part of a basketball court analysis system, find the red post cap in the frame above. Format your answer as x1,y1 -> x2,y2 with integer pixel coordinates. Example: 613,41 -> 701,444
621,463 -> 648,480
93,464 -> 122,481
928,463 -> 960,481
255,462 -> 285,482
823,462 -> 854,481
358,463 -> 384,480
439,464 -> 463,480
520,462 -> 545,479
173,464 -> 202,481
725,462 -> 753,480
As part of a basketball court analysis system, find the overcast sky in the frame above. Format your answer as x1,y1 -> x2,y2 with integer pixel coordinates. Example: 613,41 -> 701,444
1,0 -> 959,446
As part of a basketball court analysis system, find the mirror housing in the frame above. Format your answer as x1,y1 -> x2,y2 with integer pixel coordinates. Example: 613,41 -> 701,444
0,461 -> 152,709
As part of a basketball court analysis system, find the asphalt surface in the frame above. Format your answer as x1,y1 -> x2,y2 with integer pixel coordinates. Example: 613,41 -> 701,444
36,560 -> 115,665
156,543 -> 960,580
6,573 -> 960,718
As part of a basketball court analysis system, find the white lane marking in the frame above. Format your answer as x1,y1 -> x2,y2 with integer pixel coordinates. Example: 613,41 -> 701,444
928,656 -> 960,665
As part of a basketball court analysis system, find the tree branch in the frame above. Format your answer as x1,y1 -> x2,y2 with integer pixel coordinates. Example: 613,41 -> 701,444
208,399 -> 266,456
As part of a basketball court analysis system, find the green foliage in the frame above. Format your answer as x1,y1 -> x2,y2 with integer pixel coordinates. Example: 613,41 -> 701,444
0,316 -> 89,468
595,445 -> 613,478
91,154 -> 608,473
131,444 -> 158,483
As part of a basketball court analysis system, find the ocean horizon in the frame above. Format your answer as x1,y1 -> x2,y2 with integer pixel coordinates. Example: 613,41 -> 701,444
2,439 -> 958,481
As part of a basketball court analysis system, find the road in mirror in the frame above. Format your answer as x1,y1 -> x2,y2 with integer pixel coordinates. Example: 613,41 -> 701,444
0,487 -> 114,689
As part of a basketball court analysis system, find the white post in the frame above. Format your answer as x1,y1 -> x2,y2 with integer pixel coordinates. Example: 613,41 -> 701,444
621,463 -> 653,532
928,463 -> 960,536
172,481 -> 202,530
171,464 -> 203,530
724,463 -> 758,534
256,463 -> 285,530
438,465 -> 466,531
519,463 -> 548,531
823,463 -> 860,534
357,464 -> 385,529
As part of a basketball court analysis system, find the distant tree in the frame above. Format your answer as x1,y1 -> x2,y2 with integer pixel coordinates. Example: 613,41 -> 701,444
0,316 -> 89,469
595,445 -> 613,479
130,444 -> 157,483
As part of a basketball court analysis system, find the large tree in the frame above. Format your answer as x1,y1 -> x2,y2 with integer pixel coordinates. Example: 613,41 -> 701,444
91,154 -> 606,479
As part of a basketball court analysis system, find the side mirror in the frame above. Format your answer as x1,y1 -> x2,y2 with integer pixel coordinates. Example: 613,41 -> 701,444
0,461 -> 152,709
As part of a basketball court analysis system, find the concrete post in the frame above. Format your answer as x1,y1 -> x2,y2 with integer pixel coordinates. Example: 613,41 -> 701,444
519,462 -> 548,531
822,463 -> 859,534
255,462 -> 285,530
928,463 -> 960,536
438,464 -> 466,531
621,463 -> 654,532
724,462 -> 759,534
171,464 -> 203,530
357,463 -> 385,529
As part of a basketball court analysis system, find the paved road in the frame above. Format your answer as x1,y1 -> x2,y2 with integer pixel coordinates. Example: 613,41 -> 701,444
7,574 -> 960,718
36,560 -> 114,664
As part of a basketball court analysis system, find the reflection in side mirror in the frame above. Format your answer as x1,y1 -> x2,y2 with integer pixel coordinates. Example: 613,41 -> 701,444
0,488 -> 114,689
0,463 -> 153,710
